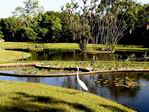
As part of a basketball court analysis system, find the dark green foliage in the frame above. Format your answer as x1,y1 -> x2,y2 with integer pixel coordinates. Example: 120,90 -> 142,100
0,31 -> 4,39
16,27 -> 37,41
36,12 -> 62,42
0,17 -> 25,41
58,13 -> 75,42
37,28 -> 49,41
0,17 -> 37,42
119,4 -> 149,47
137,4 -> 149,26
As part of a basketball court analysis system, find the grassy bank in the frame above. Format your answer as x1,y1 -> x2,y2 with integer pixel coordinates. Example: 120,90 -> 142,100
0,42 -> 148,52
0,50 -> 31,62
1,61 -> 149,70
0,80 -> 133,112
35,61 -> 149,70
0,61 -> 148,76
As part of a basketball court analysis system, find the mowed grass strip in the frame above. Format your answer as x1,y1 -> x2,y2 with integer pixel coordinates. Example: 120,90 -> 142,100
0,50 -> 31,62
0,81 -> 134,112
0,42 -> 148,51
0,42 -> 80,51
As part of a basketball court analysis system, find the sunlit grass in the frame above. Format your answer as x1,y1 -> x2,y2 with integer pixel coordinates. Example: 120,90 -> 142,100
0,80 -> 134,112
0,50 -> 31,62
0,42 -> 148,52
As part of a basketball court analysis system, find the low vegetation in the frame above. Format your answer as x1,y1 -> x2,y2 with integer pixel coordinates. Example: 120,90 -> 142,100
0,80 -> 134,112
38,61 -> 149,70
0,61 -> 148,77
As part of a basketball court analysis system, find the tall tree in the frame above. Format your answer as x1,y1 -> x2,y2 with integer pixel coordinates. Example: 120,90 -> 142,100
12,0 -> 44,17
89,0 -> 139,51
62,0 -> 91,51
138,4 -> 149,27
36,12 -> 62,42
12,0 -> 44,28
0,23 -> 4,39
16,27 -> 37,42
0,17 -> 25,41
137,4 -> 149,47
0,31 -> 4,40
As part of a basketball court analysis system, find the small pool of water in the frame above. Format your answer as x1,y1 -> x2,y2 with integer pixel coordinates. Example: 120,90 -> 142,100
0,72 -> 149,111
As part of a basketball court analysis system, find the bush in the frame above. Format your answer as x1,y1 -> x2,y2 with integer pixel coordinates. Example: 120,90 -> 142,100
16,27 -> 37,41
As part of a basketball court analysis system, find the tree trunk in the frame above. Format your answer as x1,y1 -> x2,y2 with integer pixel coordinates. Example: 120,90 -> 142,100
79,36 -> 88,52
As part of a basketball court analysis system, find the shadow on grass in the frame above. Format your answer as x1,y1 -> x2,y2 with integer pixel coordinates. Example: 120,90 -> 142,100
0,106 -> 64,112
0,92 -> 130,112
100,104 -> 129,112
0,92 -> 93,112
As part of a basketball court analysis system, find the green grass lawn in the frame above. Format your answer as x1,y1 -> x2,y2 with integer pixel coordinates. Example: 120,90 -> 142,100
0,80 -> 134,112
0,42 -> 148,52
0,50 -> 31,62
0,42 -> 80,51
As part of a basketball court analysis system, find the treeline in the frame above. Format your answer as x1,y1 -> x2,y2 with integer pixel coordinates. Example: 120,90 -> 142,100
120,3 -> 149,47
0,12 -> 75,43
0,0 -> 148,48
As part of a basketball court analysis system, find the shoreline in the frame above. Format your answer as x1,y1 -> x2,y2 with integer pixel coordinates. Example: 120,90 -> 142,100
0,63 -> 148,77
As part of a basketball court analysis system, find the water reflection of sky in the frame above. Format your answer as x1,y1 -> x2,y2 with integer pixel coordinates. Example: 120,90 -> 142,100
0,72 -> 149,112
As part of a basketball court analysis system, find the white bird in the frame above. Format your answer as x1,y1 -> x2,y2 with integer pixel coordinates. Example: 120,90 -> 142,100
76,66 -> 88,91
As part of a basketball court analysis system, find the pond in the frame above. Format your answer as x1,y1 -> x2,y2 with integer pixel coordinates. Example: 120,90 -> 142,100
26,50 -> 148,61
0,71 -> 149,112
29,50 -> 116,61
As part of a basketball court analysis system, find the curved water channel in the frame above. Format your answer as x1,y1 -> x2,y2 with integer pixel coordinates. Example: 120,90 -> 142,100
0,71 -> 149,111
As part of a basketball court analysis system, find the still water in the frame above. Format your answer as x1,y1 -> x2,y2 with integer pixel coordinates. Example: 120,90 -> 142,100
29,50 -> 116,61
26,49 -> 148,61
0,72 -> 149,111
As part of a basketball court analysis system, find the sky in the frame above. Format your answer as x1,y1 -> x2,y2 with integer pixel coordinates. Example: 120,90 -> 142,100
0,0 -> 148,18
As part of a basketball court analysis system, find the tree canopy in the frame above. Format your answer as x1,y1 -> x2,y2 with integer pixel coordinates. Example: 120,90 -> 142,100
12,0 -> 44,17
0,0 -> 148,49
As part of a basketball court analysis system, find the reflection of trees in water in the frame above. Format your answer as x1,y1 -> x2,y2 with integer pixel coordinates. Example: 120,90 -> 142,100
17,77 -> 41,83
108,84 -> 140,99
75,75 -> 92,90
36,51 -> 48,60
87,75 -> 97,93
140,72 -> 149,81
26,77 -> 41,83
16,72 -> 148,100
61,75 -> 97,91
29,50 -> 118,61
95,72 -> 141,99
62,76 -> 77,89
